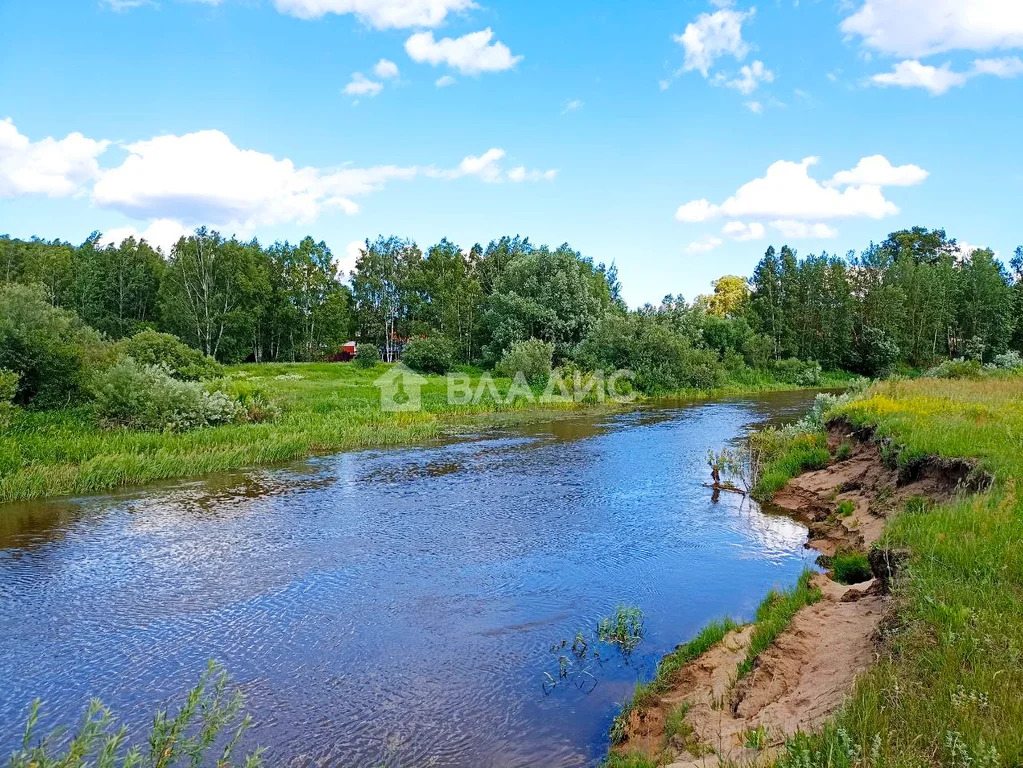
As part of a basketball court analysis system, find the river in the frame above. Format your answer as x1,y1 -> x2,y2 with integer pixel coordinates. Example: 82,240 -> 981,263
0,391 -> 819,767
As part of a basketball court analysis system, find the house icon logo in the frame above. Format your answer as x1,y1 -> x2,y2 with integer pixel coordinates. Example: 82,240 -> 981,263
374,364 -> 428,412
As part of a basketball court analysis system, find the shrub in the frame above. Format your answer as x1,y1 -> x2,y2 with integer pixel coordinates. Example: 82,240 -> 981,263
0,283 -> 111,408
858,326 -> 900,377
0,367 -> 17,426
402,336 -> 454,374
354,343 -> 379,368
991,351 -> 1023,370
831,551 -> 872,584
226,379 -> 282,423
773,357 -> 823,386
92,357 -> 244,431
115,329 -> 222,380
924,358 -> 983,379
497,338 -> 555,386
837,499 -> 855,517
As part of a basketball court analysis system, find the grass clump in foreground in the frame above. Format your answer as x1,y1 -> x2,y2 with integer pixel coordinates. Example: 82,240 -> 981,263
7,661 -> 261,768
773,375 -> 1023,768
830,551 -> 872,585
598,605 -> 645,653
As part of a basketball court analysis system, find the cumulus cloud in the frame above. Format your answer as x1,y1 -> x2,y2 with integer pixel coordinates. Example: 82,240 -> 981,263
674,8 -> 753,76
405,28 -> 522,75
374,58 -> 399,79
98,218 -> 191,254
871,56 -> 1023,94
828,154 -> 928,187
343,72 -> 383,97
435,75 -> 456,87
0,118 -> 109,199
841,0 -> 1023,58
745,100 -> 763,113
335,239 -> 365,277
684,235 -> 724,254
272,0 -> 476,28
769,220 -> 839,239
721,60 -> 774,94
675,156 -> 913,223
92,129 -> 425,229
722,221 -> 765,241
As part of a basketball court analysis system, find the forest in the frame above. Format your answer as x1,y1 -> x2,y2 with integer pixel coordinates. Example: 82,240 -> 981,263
2,225 -> 1023,411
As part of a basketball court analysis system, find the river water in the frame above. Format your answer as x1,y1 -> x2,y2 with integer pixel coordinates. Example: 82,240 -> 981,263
0,391 -> 819,767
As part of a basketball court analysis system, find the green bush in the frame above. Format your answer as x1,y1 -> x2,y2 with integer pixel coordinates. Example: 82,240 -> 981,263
115,329 -> 223,380
496,338 -> 555,386
773,357 -> 823,386
991,351 -> 1023,370
354,343 -> 379,368
831,551 -> 872,584
402,336 -> 454,374
0,283 -> 111,408
93,357 -> 244,431
924,358 -> 983,379
0,367 -> 18,426
858,326 -> 900,377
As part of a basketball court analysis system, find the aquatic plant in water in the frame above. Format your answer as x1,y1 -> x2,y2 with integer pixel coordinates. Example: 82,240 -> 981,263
598,605 -> 644,654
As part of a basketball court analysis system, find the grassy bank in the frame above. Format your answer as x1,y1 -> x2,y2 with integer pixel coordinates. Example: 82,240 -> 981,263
0,362 -> 853,504
771,375 -> 1023,768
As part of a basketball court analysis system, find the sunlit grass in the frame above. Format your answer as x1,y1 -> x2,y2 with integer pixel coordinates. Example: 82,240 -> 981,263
0,362 -> 852,503
773,373 -> 1023,768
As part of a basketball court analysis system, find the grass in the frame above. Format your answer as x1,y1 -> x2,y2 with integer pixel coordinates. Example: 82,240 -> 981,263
836,499 -> 856,517
830,551 -> 872,585
737,569 -> 822,679
0,362 -> 855,503
598,605 -> 644,653
752,431 -> 832,500
772,374 -> 1023,768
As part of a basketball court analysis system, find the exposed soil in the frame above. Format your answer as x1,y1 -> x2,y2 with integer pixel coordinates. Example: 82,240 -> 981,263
612,420 -> 987,767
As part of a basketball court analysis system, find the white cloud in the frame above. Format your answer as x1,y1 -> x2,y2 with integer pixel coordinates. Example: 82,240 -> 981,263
343,72 -> 383,97
870,60 -> 969,94
405,28 -> 522,75
871,56 -> 1023,94
562,99 -> 583,113
335,239 -> 365,277
98,218 -> 191,254
828,154 -> 928,187
508,166 -> 557,182
674,8 -> 753,76
723,60 -> 774,94
722,221 -> 765,241
841,0 -> 1023,58
675,155 -> 922,228
0,118 -> 109,199
769,220 -> 839,239
745,100 -> 763,113
92,129 -> 423,229
684,235 -> 724,254
971,56 -> 1023,78
272,0 -> 476,28
374,58 -> 399,79
435,75 -> 456,87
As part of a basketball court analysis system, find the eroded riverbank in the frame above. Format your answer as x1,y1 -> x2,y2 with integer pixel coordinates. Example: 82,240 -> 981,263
610,418 -> 989,767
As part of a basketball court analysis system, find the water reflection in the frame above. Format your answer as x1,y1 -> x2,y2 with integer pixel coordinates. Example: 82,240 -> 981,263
0,390 -> 819,768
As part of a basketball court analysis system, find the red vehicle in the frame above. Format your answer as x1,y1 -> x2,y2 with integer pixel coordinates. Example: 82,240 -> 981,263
328,341 -> 359,362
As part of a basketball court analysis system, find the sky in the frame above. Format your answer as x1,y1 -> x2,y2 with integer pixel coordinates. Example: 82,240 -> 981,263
1,0 -> 1021,307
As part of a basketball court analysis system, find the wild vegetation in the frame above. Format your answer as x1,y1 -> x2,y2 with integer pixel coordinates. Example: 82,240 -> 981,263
6,662 -> 261,767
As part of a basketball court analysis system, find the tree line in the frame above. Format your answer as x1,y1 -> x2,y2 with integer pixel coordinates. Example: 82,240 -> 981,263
1,226 -> 1022,383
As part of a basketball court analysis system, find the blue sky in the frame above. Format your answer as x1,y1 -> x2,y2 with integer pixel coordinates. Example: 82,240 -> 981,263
1,0 -> 1021,306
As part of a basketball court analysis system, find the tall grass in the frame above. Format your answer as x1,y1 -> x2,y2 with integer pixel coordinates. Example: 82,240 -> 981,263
6,661 -> 261,768
0,362 -> 853,504
773,374 -> 1023,768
